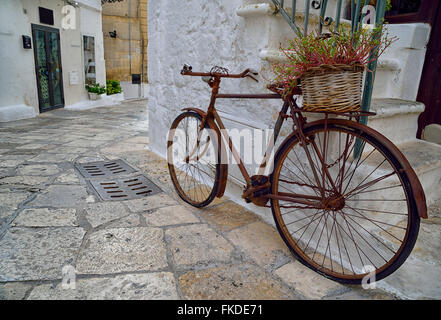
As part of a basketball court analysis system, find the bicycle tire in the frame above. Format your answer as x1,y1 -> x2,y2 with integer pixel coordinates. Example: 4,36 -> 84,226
167,111 -> 221,207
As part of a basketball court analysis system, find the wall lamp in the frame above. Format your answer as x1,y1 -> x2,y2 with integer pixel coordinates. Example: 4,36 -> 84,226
109,30 -> 117,38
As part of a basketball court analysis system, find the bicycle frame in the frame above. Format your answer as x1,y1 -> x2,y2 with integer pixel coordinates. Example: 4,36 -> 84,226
182,73 -> 327,208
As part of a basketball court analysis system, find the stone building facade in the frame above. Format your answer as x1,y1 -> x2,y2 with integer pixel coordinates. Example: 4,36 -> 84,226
0,0 -> 106,121
102,0 -> 147,99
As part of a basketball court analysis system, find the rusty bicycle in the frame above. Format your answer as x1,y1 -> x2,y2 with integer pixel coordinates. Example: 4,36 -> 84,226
167,64 -> 427,284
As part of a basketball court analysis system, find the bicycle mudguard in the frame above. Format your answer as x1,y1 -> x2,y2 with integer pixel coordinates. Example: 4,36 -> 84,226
279,118 -> 428,219
181,108 -> 228,198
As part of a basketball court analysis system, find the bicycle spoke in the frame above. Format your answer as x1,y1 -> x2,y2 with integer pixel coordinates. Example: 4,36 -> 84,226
272,121 -> 419,282
168,112 -> 218,206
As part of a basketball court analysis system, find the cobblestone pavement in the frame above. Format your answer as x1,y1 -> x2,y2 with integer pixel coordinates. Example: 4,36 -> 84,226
0,99 -> 438,300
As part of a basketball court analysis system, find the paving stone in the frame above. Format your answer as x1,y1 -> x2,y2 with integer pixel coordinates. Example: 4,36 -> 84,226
0,227 -> 86,281
0,192 -> 30,219
46,147 -> 89,154
76,227 -> 168,274
0,155 -> 32,168
106,214 -> 141,228
75,156 -> 107,164
144,205 -> 200,227
27,272 -> 178,300
227,221 -> 291,269
100,142 -> 147,154
55,169 -> 80,184
0,168 -> 12,178
123,136 -> 149,144
125,193 -> 178,213
138,160 -> 173,189
274,261 -> 345,299
17,164 -> 62,176
0,282 -> 33,300
89,133 -> 120,141
0,175 -> 51,187
165,224 -> 234,266
326,288 -> 397,300
12,208 -> 78,227
199,201 -> 260,232
15,143 -> 56,150
84,201 -> 129,228
29,153 -> 77,163
28,185 -> 88,208
0,138 -> 33,144
20,134 -> 53,140
179,263 -> 297,299
65,140 -> 107,148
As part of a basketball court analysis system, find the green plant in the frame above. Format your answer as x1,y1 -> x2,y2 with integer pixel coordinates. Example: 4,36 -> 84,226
106,79 -> 122,95
271,24 -> 396,95
85,83 -> 106,94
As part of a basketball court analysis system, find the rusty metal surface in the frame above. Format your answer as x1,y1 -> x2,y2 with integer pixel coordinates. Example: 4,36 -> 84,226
216,93 -> 281,99
75,160 -> 137,179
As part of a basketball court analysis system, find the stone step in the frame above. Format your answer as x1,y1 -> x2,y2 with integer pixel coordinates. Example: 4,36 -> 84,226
359,137 -> 441,207
367,98 -> 425,145
395,139 -> 441,206
236,4 -> 430,102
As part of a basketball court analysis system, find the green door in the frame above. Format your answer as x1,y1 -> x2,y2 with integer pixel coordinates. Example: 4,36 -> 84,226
32,24 -> 64,112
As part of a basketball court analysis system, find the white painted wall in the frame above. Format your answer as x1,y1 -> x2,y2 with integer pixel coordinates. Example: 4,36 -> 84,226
0,0 -> 105,121
0,0 -> 39,119
148,0 -> 282,158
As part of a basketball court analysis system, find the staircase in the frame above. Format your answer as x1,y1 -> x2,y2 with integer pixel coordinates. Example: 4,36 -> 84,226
236,0 -> 441,207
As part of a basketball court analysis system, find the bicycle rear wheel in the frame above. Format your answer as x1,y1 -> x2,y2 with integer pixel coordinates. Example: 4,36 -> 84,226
167,111 -> 220,207
271,119 -> 420,284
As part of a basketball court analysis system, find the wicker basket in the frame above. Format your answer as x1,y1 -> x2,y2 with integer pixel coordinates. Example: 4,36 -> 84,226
301,63 -> 364,113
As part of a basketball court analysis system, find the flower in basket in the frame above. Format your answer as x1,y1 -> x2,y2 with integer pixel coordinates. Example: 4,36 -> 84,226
270,25 -> 396,112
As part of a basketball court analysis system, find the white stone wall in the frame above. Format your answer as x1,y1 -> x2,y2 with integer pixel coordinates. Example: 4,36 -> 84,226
148,0 -> 350,183
148,0 -> 284,156
0,0 -> 40,119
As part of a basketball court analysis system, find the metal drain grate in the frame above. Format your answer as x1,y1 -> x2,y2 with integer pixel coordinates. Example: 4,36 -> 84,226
88,174 -> 162,201
75,160 -> 137,179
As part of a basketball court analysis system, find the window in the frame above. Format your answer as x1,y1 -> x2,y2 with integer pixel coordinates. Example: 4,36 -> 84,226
83,36 -> 96,85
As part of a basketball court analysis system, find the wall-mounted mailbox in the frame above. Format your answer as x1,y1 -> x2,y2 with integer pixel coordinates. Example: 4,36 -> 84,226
132,74 -> 141,84
22,35 -> 32,49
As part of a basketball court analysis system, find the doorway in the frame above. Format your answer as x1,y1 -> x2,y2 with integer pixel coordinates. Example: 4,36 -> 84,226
32,24 -> 64,113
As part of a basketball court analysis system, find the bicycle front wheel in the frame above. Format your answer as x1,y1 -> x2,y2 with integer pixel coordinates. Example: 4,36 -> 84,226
271,120 -> 420,284
167,111 -> 221,207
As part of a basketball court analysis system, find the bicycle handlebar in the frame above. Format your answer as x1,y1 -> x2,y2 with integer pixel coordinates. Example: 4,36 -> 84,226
180,64 -> 258,82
